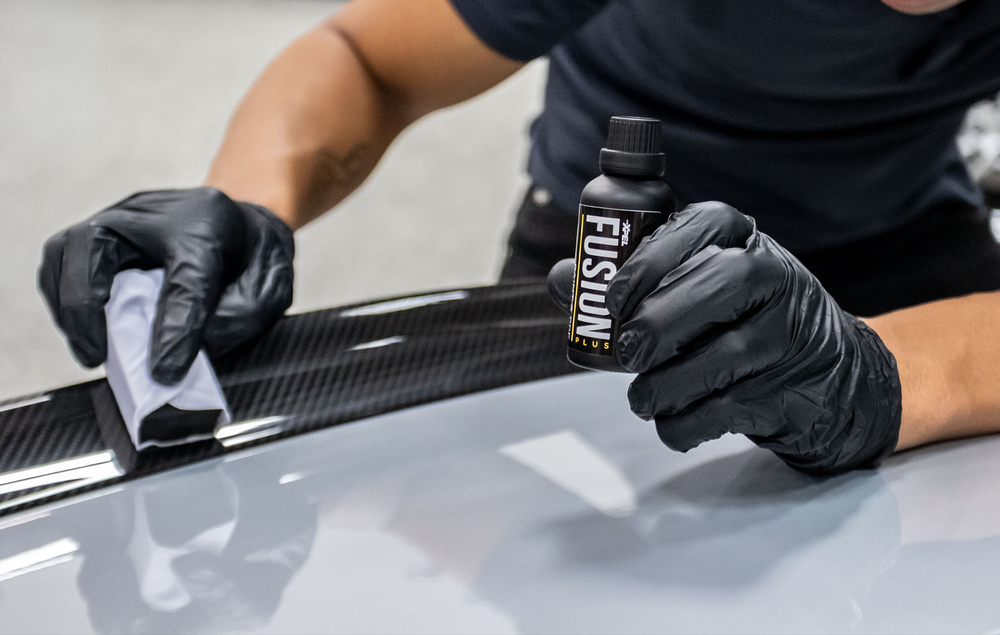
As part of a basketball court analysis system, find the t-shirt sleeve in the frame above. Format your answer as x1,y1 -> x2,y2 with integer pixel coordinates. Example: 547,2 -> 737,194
449,0 -> 610,62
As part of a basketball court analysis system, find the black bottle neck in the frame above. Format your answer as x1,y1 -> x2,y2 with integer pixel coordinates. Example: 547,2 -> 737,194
599,148 -> 666,178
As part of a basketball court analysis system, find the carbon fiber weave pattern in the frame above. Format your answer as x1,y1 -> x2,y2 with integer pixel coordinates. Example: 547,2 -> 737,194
0,283 -> 581,517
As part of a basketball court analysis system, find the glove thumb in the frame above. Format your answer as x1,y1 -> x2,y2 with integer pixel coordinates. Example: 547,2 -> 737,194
547,258 -> 575,314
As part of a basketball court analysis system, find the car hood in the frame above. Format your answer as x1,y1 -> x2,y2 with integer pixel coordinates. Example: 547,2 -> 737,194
1,284 -> 999,633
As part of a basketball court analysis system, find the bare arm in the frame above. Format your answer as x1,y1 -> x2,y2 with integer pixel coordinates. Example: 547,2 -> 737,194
865,290 -> 1000,451
205,0 -> 524,229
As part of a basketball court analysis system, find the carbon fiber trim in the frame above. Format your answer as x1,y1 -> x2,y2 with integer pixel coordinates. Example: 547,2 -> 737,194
0,283 -> 580,517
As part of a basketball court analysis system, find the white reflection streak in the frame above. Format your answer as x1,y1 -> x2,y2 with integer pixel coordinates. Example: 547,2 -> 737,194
500,430 -> 637,517
338,291 -> 469,317
0,538 -> 79,582
0,394 -> 51,414
278,472 -> 304,485
0,510 -> 50,531
0,451 -> 119,497
350,336 -> 406,351
219,427 -> 283,448
0,464 -> 124,514
215,415 -> 289,440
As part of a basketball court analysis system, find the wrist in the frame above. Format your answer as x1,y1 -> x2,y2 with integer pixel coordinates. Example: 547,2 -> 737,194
862,310 -> 968,451
777,317 -> 902,474
852,317 -> 903,462
203,174 -> 301,231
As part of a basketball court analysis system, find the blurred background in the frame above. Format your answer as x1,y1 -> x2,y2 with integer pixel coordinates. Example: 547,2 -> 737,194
1,0 -> 998,401
0,0 -> 547,399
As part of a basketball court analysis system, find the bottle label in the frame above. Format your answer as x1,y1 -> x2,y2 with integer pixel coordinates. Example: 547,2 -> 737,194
568,204 -> 663,361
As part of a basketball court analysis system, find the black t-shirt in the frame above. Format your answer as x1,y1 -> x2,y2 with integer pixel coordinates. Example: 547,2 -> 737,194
449,0 -> 1000,251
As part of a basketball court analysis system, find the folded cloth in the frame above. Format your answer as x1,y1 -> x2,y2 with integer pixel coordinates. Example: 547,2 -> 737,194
104,269 -> 231,450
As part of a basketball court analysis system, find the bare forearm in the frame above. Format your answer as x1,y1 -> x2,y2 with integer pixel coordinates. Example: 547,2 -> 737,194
865,291 -> 1000,451
204,24 -> 404,229
203,0 -> 523,230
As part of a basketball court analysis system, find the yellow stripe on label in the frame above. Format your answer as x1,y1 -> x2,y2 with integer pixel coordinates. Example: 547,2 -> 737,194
568,206 -> 587,342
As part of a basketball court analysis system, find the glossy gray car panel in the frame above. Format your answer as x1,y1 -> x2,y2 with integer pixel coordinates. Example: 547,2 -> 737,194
1,372 -> 998,634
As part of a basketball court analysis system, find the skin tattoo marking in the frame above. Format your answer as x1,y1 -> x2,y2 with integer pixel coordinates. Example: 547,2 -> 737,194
305,143 -> 374,212
315,144 -> 373,189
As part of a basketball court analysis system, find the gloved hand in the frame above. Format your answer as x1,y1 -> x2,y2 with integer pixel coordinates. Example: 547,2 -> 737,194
548,202 -> 903,474
39,187 -> 295,385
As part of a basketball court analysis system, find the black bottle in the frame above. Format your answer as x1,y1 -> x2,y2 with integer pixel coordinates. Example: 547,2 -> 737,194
567,116 -> 677,372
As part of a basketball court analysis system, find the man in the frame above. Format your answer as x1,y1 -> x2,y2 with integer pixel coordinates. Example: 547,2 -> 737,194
38,0 -> 1000,473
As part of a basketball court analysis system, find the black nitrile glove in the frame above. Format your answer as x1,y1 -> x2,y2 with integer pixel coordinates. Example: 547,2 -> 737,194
39,187 -> 294,385
548,202 -> 903,474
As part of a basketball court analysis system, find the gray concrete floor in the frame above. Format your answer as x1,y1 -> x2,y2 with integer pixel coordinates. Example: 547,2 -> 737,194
0,0 -> 547,400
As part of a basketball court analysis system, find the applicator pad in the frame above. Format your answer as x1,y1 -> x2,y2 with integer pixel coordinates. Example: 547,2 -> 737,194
103,269 -> 230,450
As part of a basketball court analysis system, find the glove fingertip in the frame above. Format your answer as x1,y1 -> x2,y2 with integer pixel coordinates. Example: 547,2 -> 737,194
626,377 -> 656,421
605,278 -> 628,319
654,402 -> 733,453
150,352 -> 193,386
68,338 -> 107,369
55,301 -> 110,367
618,324 -> 659,374
654,416 -> 703,453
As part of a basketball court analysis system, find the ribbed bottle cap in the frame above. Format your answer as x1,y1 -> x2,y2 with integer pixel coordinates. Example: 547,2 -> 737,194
600,116 -> 665,177
606,116 -> 662,154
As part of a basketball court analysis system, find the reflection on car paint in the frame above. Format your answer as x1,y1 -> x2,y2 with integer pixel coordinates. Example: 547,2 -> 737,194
0,451 -> 124,513
2,373 -> 1000,633
0,537 -> 79,582
500,430 -> 637,517
215,416 -> 292,448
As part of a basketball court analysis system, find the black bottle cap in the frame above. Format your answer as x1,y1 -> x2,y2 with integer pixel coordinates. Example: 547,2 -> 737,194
607,116 -> 662,153
600,116 -> 666,178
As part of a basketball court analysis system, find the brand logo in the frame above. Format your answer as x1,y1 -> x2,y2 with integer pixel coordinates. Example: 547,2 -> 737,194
573,214 -> 620,345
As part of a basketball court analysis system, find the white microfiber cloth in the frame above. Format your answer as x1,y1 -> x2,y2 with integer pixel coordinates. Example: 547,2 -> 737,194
104,269 -> 231,451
